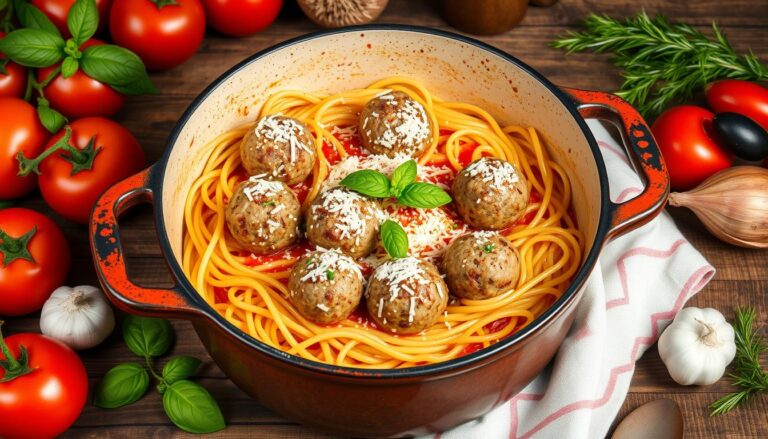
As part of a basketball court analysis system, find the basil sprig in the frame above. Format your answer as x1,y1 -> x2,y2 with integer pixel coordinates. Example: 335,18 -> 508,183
94,316 -> 225,434
381,219 -> 409,259
94,363 -> 149,409
0,0 -> 156,131
340,159 -> 452,209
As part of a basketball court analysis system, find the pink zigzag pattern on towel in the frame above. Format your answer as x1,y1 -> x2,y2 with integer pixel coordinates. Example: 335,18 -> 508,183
615,187 -> 642,203
507,264 -> 713,439
607,239 -> 687,310
598,140 -> 629,165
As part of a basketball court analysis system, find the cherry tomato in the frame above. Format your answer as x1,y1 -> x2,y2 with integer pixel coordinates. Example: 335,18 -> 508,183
39,118 -> 145,224
0,98 -> 50,200
37,39 -> 124,119
652,105 -> 732,191
0,208 -> 70,316
30,0 -> 111,38
0,32 -> 27,98
110,0 -> 206,70
0,327 -> 88,438
706,80 -> 768,132
201,0 -> 281,37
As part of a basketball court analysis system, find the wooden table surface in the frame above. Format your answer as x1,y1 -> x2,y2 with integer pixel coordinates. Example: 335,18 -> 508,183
9,0 -> 768,437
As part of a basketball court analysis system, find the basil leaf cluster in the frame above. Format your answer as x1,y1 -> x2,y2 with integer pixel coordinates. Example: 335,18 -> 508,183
94,315 -> 225,434
0,0 -> 156,132
340,159 -> 452,209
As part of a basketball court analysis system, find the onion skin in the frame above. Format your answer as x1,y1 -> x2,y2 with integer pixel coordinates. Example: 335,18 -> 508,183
669,166 -> 768,248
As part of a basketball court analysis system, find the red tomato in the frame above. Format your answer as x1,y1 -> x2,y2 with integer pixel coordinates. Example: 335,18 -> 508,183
109,0 -> 205,70
0,208 -> 70,316
30,0 -> 111,38
0,329 -> 88,438
37,40 -> 124,119
0,32 -> 27,98
39,118 -> 145,223
0,98 -> 50,200
201,0 -> 281,37
706,80 -> 768,132
651,105 -> 732,191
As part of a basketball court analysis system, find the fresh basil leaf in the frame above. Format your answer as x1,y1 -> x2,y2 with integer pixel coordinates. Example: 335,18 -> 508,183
162,356 -> 202,385
0,29 -> 64,67
122,315 -> 173,358
67,0 -> 98,46
107,74 -> 159,95
390,159 -> 417,197
339,169 -> 391,198
16,3 -> 61,36
37,105 -> 66,133
397,182 -> 452,209
0,58 -> 9,76
80,44 -> 157,95
380,219 -> 408,259
163,380 -> 226,434
94,363 -> 149,409
61,57 -> 78,78
0,0 -> 7,12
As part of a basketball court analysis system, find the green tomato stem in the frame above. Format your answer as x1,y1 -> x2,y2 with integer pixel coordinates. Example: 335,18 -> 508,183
17,126 -> 100,176
0,320 -> 34,382
0,225 -> 36,266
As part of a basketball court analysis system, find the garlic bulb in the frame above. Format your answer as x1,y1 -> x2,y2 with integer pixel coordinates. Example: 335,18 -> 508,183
298,0 -> 389,28
658,307 -> 736,386
668,166 -> 768,248
40,285 -> 115,350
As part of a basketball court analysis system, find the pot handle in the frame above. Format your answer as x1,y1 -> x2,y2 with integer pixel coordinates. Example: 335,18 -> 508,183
89,165 -> 201,319
563,88 -> 670,239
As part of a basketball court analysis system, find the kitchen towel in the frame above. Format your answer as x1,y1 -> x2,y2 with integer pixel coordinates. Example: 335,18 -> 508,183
429,119 -> 715,439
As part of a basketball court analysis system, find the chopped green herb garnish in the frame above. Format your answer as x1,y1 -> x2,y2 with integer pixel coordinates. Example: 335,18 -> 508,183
260,201 -> 276,207
305,257 -> 315,266
483,244 -> 495,253
325,270 -> 335,281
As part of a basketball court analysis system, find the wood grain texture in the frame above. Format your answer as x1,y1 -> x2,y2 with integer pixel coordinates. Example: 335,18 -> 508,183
6,0 -> 767,437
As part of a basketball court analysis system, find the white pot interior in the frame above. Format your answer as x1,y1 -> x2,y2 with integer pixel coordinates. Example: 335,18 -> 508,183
160,28 -> 602,274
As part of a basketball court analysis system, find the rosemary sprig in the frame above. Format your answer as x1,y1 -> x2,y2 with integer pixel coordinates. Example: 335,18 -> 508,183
553,12 -> 768,118
709,307 -> 768,416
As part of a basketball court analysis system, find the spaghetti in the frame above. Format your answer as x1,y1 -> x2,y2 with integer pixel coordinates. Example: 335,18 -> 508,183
182,77 -> 584,368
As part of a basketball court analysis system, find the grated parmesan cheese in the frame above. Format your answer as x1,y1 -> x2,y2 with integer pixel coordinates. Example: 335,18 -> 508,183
330,125 -> 359,142
243,178 -> 285,202
373,256 -> 430,302
382,201 -> 467,260
310,188 -> 380,246
254,115 -> 312,164
366,92 -> 430,153
300,247 -> 363,283
463,158 -> 520,192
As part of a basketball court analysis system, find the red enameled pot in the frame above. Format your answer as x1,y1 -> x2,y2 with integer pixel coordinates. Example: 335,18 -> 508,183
90,26 -> 668,437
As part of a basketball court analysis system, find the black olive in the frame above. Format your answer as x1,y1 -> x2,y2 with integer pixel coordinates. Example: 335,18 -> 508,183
713,112 -> 768,161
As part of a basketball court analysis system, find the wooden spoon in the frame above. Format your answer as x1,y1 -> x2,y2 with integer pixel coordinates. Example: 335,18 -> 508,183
611,399 -> 684,439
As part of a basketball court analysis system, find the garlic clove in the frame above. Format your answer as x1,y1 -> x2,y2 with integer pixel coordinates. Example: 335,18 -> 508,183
668,166 -> 768,248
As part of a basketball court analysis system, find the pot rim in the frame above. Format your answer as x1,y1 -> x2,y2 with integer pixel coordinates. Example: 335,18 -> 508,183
154,24 -> 612,378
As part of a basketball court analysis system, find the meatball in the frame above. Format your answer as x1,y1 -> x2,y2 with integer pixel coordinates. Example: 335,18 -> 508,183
452,157 -> 529,230
366,257 -> 448,334
443,231 -> 521,300
225,178 -> 301,254
306,187 -> 381,258
359,91 -> 433,158
240,115 -> 316,185
288,249 -> 364,325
